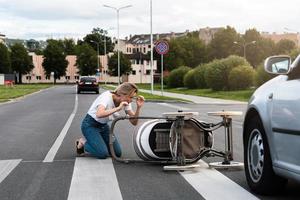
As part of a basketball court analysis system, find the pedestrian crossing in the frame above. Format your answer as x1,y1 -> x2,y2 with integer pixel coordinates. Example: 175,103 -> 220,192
0,159 -> 21,184
0,158 -> 258,200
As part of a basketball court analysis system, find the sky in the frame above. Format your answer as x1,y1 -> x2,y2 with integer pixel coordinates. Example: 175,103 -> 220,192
0,0 -> 299,41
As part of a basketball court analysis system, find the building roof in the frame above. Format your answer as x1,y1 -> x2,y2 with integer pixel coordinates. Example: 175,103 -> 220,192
127,31 -> 189,44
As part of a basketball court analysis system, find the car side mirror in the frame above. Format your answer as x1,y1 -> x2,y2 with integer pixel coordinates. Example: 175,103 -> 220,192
264,55 -> 291,75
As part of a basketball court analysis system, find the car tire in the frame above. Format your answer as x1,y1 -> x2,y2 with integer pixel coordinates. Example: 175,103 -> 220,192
244,116 -> 287,195
77,89 -> 80,94
96,90 -> 99,94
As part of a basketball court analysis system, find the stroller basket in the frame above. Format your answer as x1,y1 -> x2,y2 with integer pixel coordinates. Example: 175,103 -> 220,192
133,118 -> 213,162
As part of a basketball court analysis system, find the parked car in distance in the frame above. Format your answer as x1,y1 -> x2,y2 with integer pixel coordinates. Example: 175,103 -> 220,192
243,54 -> 300,195
77,76 -> 99,94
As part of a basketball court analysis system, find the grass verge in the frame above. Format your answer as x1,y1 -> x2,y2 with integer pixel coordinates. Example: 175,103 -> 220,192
135,84 -> 255,102
0,84 -> 53,102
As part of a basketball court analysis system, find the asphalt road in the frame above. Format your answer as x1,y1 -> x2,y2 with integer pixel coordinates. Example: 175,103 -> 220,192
0,85 -> 299,200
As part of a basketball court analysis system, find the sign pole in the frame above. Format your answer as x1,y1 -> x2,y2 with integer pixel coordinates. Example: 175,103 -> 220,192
161,54 -> 164,96
155,40 -> 169,97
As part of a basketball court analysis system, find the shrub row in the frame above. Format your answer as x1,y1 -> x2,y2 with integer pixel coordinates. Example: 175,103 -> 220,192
166,55 -> 265,90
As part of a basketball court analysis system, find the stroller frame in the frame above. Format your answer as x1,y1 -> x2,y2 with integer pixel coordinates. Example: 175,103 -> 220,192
109,111 -> 243,170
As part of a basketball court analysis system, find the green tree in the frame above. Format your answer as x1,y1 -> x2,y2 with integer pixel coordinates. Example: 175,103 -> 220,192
275,39 -> 296,54
242,29 -> 276,67
164,36 -> 207,71
42,39 -> 68,84
75,43 -> 98,76
80,28 -> 114,55
10,43 -> 33,84
62,38 -> 76,55
208,26 -> 240,60
108,52 -> 132,76
0,43 -> 11,73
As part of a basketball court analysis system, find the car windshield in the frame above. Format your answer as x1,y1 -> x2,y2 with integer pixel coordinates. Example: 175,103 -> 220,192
80,77 -> 96,82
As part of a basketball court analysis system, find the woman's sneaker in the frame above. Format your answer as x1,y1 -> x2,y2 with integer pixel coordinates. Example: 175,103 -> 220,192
75,139 -> 85,156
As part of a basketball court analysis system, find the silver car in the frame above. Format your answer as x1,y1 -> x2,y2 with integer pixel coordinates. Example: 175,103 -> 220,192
243,55 -> 300,195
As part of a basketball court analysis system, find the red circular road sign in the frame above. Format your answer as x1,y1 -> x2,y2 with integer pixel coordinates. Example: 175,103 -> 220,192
155,40 -> 169,55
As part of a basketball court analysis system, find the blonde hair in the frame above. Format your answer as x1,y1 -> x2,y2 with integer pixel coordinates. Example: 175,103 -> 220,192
114,82 -> 138,96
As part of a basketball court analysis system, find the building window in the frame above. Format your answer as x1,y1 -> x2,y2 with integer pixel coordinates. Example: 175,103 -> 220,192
132,70 -> 136,75
65,76 -> 70,80
46,75 -> 50,80
143,47 -> 146,53
36,76 -> 41,80
26,76 -> 31,80
146,70 -> 151,75
74,76 -> 80,80
148,45 -> 151,48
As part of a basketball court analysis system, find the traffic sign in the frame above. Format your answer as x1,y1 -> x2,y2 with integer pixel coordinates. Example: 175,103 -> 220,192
155,40 -> 169,55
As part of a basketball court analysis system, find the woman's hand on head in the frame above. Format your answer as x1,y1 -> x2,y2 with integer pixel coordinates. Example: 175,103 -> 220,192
136,95 -> 145,108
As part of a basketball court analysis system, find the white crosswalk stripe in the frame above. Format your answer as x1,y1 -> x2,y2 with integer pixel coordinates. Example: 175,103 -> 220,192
67,157 -> 123,200
0,159 -> 22,184
180,160 -> 258,200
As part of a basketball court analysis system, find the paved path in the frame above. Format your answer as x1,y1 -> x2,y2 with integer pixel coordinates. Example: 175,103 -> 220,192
139,89 -> 247,105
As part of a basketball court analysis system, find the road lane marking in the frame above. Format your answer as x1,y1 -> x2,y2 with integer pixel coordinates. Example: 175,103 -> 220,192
43,94 -> 78,162
0,159 -> 22,183
158,103 -> 190,111
180,160 -> 258,200
67,157 -> 123,200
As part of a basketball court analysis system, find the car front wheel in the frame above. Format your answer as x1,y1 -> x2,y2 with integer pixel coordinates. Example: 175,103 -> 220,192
244,116 -> 287,195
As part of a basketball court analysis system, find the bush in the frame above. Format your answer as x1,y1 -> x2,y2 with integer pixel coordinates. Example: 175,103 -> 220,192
183,69 -> 197,88
255,63 -> 275,87
167,66 -> 191,88
193,64 -> 208,88
205,60 -> 226,90
228,65 -> 255,90
222,55 -> 250,69
205,55 -> 251,90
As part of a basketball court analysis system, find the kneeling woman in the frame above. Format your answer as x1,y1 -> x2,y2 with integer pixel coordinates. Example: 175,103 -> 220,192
76,82 -> 145,159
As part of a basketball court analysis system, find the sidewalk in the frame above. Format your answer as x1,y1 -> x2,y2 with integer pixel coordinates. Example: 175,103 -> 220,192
139,89 -> 247,104
106,85 -> 247,105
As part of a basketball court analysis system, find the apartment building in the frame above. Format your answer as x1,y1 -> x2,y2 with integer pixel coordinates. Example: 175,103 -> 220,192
198,27 -> 223,44
261,32 -> 300,47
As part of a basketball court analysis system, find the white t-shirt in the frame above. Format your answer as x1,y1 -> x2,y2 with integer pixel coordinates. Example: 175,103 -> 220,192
87,90 -> 132,124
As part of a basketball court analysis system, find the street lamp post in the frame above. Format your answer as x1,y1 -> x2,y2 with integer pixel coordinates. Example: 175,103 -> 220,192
234,40 -> 256,60
103,4 -> 132,85
102,28 -> 113,85
150,0 -> 154,94
90,40 -> 100,75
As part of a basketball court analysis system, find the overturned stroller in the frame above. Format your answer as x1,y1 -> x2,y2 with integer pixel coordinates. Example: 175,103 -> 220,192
109,111 -> 243,170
